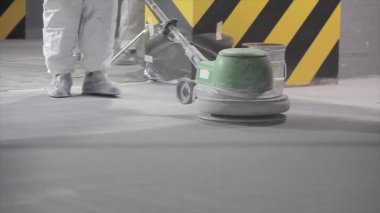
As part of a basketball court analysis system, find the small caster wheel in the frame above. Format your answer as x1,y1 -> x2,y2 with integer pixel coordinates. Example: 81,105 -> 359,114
176,78 -> 196,104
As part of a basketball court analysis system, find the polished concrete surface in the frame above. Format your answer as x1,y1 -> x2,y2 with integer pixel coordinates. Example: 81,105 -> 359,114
1,40 -> 380,213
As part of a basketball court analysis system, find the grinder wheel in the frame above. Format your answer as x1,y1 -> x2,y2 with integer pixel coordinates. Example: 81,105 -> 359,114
176,78 -> 196,104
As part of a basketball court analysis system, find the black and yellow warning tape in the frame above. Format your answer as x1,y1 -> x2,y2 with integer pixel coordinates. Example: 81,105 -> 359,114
148,0 -> 342,86
0,0 -> 26,40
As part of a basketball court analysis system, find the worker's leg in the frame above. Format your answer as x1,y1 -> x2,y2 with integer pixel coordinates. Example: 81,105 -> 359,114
79,0 -> 120,96
42,0 -> 83,97
42,0 -> 83,74
79,0 -> 117,73
114,0 -> 145,65
116,0 -> 145,49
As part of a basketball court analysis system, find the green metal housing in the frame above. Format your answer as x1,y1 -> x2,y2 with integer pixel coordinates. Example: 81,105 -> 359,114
195,48 -> 273,93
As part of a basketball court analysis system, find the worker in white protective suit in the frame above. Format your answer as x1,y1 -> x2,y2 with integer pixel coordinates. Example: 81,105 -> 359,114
43,0 -> 121,98
114,0 -> 145,65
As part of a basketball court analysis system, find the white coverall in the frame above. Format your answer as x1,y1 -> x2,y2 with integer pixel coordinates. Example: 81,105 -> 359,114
115,0 -> 145,52
43,0 -> 118,74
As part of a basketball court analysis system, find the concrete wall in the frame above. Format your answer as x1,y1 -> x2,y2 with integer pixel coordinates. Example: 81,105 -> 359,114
339,0 -> 380,78
25,0 -> 380,78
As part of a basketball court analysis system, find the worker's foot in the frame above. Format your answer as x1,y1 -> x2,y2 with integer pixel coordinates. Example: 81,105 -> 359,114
47,73 -> 72,98
82,71 -> 121,96
114,49 -> 140,65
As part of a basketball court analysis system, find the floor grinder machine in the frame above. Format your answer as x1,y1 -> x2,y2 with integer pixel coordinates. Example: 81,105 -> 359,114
113,0 -> 291,123
145,0 -> 290,123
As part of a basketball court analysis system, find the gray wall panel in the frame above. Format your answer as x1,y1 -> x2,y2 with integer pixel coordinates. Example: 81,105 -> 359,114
339,0 -> 380,78
26,0 -> 43,39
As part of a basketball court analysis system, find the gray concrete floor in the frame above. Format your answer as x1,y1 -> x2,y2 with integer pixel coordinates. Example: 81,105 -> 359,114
1,40 -> 380,213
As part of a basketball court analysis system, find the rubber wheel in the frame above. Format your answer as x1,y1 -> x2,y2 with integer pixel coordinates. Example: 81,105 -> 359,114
176,79 -> 196,104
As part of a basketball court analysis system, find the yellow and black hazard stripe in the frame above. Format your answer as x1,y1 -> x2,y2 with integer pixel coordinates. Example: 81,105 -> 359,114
0,0 -> 26,40
147,0 -> 341,86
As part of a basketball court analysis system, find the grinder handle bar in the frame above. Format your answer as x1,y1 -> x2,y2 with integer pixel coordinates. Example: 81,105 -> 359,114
145,0 -> 209,67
